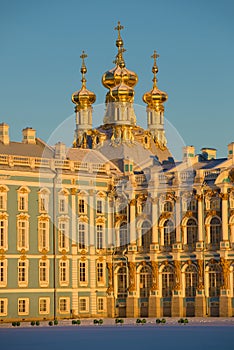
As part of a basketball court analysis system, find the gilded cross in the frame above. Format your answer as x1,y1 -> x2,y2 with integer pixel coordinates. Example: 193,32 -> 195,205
115,21 -> 124,38
151,50 -> 159,66
80,50 -> 87,66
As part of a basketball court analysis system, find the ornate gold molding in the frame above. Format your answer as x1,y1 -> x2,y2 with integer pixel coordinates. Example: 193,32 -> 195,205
128,262 -> 136,292
219,193 -> 228,200
220,257 -> 230,290
151,261 -> 159,291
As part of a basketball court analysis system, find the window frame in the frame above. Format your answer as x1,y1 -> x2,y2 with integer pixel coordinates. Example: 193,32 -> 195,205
96,224 -> 104,250
0,216 -> 8,250
39,297 -> 50,315
59,297 -> 70,313
38,217 -> 50,252
18,298 -> 29,315
97,297 -> 105,312
97,261 -> 105,285
58,219 -> 69,252
59,259 -> 69,286
39,259 -> 49,287
79,261 -> 87,284
79,297 -> 89,312
0,298 -> 8,316
78,198 -> 87,214
18,259 -> 28,287
78,222 -> 86,250
0,260 -> 7,287
17,216 -> 29,251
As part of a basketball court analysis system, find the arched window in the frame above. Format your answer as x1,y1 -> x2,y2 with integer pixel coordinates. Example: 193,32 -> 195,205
119,222 -> 128,250
209,262 -> 222,297
162,265 -> 174,297
117,267 -> 127,298
210,217 -> 221,247
164,220 -> 175,251
140,266 -> 152,297
141,221 -> 152,252
185,265 -> 197,297
164,201 -> 173,212
187,219 -> 198,246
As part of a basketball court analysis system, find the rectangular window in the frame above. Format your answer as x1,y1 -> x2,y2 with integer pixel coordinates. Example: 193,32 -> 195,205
18,220 -> 29,250
0,260 -> 7,287
38,220 -> 49,251
0,195 -> 6,211
39,260 -> 49,287
39,196 -> 48,212
58,221 -> 69,251
210,199 -> 220,210
79,262 -> 86,283
18,260 -> 28,286
19,195 -> 27,211
97,200 -> 103,214
0,298 -> 7,316
0,196 -> 3,210
97,298 -> 104,312
78,223 -> 86,249
78,199 -> 85,214
59,260 -> 69,285
18,298 -> 29,315
79,298 -> 88,312
0,219 -> 7,249
59,297 -> 70,313
230,197 -> 234,209
187,199 -> 197,211
39,298 -> 50,314
97,262 -> 104,283
59,198 -> 66,213
97,225 -> 103,249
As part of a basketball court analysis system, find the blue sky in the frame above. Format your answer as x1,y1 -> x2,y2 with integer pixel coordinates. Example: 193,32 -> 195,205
0,0 -> 233,157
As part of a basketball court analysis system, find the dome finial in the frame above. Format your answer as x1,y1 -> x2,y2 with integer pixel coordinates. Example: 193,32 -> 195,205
80,50 -> 88,87
115,21 -> 124,41
114,21 -> 125,68
151,50 -> 159,87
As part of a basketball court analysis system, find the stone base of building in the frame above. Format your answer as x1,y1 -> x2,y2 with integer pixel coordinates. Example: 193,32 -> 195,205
220,291 -> 232,317
148,295 -> 161,317
171,294 -> 183,317
195,293 -> 207,317
126,296 -> 138,318
107,295 -> 115,318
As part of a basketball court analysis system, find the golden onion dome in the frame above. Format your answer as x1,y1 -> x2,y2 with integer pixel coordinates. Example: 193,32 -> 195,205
71,51 -> 96,109
142,50 -> 168,110
102,21 -> 138,91
110,79 -> 135,103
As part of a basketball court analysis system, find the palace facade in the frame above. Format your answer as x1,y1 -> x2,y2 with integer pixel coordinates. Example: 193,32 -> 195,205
1,23 -> 234,322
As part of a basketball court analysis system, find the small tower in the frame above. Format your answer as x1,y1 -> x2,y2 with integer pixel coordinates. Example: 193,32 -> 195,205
143,51 -> 168,148
72,51 -> 96,148
0,123 -> 10,145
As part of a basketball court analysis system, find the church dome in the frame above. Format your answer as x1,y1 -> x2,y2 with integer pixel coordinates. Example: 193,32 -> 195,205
142,51 -> 168,111
102,22 -> 138,92
72,51 -> 96,110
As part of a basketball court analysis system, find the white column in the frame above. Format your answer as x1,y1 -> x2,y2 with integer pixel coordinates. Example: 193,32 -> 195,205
175,196 -> 181,242
71,188 -> 77,244
221,192 -> 229,241
129,199 -> 136,245
89,190 -> 95,247
89,256 -> 97,316
197,194 -> 204,242
152,198 -> 159,243
107,195 -> 114,247
71,188 -> 78,315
